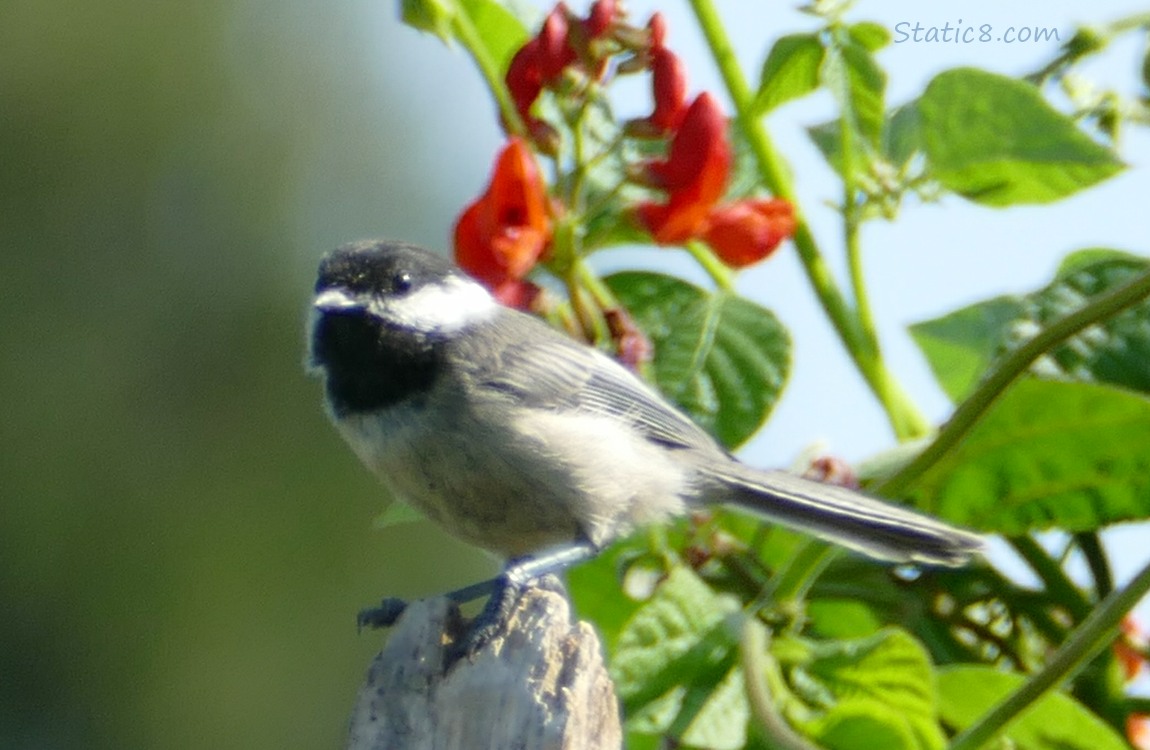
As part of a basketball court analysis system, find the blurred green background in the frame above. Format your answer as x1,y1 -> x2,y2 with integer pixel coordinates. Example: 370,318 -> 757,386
0,1 -> 505,747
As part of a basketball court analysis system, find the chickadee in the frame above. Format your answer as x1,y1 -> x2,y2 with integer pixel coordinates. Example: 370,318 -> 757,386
308,240 -> 981,589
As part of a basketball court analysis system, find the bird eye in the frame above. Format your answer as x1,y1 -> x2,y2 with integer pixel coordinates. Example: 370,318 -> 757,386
393,271 -> 412,293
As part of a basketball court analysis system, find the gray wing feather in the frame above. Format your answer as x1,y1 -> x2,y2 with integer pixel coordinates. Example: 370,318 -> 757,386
478,336 -> 718,453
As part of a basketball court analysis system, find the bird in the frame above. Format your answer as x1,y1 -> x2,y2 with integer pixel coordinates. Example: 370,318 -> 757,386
307,239 -> 982,613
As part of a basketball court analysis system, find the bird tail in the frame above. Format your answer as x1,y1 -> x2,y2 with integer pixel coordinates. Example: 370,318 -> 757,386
699,463 -> 982,566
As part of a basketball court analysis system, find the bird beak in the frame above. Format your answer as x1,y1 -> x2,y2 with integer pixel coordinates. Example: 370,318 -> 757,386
313,287 -> 362,312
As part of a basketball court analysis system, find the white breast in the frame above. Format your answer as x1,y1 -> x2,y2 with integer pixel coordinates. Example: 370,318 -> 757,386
331,399 -> 691,557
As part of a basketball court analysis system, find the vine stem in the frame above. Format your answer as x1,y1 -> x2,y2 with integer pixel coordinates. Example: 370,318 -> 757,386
1075,532 -> 1113,598
740,617 -> 824,750
948,556 -> 1150,750
686,240 -> 736,292
450,7 -> 526,137
827,38 -> 882,377
1010,536 -> 1092,622
685,0 -> 928,440
875,265 -> 1150,498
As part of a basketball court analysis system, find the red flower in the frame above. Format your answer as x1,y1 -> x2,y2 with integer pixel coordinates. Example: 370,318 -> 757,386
648,10 -> 668,47
636,92 -> 732,244
1116,615 -> 1148,682
702,198 -> 796,268
1130,714 -> 1150,750
505,5 -> 576,134
454,138 -> 551,307
583,0 -> 616,39
641,13 -> 687,133
489,278 -> 542,309
646,47 -> 688,133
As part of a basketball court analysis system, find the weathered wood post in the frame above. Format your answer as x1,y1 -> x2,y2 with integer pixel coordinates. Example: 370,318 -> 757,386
346,581 -> 622,749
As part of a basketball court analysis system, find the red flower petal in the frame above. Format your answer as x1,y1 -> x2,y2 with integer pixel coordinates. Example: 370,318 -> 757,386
504,5 -> 576,133
646,47 -> 688,132
1116,615 -> 1149,682
453,138 -> 552,288
453,200 -> 499,285
1130,714 -> 1150,750
506,44 -> 546,121
536,5 -> 576,80
637,12 -> 687,133
637,93 -> 732,244
492,279 -> 542,310
648,93 -> 730,192
702,198 -> 795,268
584,0 -> 616,39
648,12 -> 668,48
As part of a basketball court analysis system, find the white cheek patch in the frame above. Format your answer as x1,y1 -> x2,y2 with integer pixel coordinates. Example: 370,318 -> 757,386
370,276 -> 498,333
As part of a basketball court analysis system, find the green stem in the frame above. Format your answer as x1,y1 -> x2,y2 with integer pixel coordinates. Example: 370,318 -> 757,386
876,266 -> 1150,498
975,567 -> 1072,646
568,100 -> 591,213
948,557 -> 1150,750
451,11 -> 526,137
1107,10 -> 1150,32
685,0 -> 928,440
761,540 -> 838,606
1010,536 -> 1093,622
1028,12 -> 1150,84
686,240 -> 736,292
844,215 -> 872,337
574,258 -> 620,311
740,617 -> 825,750
1075,532 -> 1114,598
829,37 -> 880,369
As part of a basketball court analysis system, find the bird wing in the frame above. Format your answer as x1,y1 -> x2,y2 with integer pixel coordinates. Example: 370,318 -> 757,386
476,333 -> 719,453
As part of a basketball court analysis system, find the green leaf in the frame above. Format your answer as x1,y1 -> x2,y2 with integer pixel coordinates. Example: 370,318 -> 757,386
820,38 -> 887,149
401,0 -> 456,41
918,68 -> 1124,205
908,378 -> 1150,534
612,566 -> 738,704
1143,43 -> 1150,91
612,567 -> 747,747
884,101 -> 923,167
371,501 -> 425,529
622,733 -> 660,750
566,535 -> 649,647
807,102 -> 918,176
807,118 -> 845,173
461,0 -> 529,73
806,599 -> 883,640
668,665 -> 750,750
795,629 -> 946,750
809,700 -> 923,750
848,21 -> 891,51
1055,247 -> 1145,276
755,33 -> 825,113
909,296 -> 1029,401
938,666 -> 1130,750
841,42 -> 886,147
1030,254 -> 1150,392
910,251 -> 1150,401
400,0 -> 529,74
725,125 -> 767,200
605,272 -> 791,450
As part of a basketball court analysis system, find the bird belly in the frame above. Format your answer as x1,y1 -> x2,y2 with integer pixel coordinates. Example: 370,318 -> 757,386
334,400 -> 691,558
